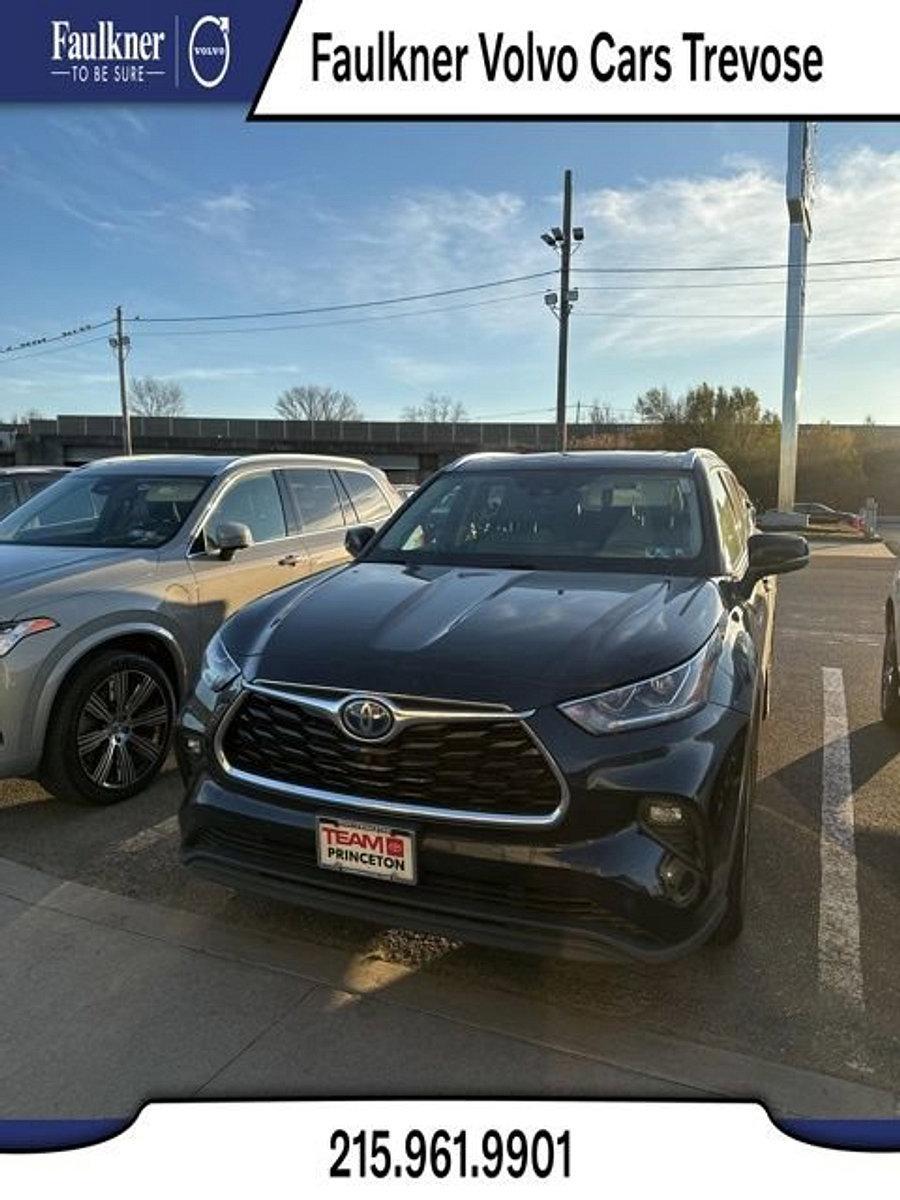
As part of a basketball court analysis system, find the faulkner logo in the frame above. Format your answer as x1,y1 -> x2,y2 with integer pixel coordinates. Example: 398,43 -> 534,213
50,19 -> 167,85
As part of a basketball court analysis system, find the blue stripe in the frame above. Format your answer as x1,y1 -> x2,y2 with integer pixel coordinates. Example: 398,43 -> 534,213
0,1119 -> 127,1151
779,1118 -> 900,1150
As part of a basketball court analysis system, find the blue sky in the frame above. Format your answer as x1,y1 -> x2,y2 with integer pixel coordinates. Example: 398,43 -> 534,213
2,114 -> 900,424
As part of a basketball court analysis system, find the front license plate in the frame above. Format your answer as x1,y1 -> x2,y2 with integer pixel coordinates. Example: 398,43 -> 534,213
316,817 -> 417,885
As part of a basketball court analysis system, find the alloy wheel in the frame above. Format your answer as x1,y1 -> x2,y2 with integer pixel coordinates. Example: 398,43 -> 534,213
76,668 -> 171,791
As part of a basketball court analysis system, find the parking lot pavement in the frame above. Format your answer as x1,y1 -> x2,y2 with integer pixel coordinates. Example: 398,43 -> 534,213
0,543 -> 898,1118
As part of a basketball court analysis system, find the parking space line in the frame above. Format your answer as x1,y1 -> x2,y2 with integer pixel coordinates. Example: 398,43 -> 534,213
818,667 -> 865,1011
114,814 -> 179,854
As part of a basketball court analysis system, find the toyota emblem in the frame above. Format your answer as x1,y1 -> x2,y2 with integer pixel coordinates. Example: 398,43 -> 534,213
340,697 -> 395,741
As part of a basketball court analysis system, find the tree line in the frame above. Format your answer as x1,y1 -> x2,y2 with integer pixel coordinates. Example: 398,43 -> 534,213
119,378 -> 470,425
10,374 -> 892,512
574,381 -> 876,513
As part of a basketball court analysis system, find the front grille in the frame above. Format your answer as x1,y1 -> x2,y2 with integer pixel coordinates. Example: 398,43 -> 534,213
220,692 -> 562,817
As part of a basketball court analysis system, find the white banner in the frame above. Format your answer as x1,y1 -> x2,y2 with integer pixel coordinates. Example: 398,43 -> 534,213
252,0 -> 894,117
5,1102 -> 898,1197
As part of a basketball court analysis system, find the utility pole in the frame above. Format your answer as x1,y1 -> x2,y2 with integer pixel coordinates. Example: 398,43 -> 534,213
109,306 -> 132,455
542,170 -> 583,453
778,122 -> 813,511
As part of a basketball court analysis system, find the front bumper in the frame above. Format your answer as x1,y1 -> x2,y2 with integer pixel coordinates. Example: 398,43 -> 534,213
179,698 -> 748,963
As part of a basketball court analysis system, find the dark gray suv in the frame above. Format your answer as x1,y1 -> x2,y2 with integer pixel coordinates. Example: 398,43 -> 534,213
0,453 -> 399,804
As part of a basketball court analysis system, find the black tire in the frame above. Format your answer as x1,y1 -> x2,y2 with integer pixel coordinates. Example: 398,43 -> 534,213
881,617 -> 900,728
40,649 -> 175,805
710,716 -> 760,946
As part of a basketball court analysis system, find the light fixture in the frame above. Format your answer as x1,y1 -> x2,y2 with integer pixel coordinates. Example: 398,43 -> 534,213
540,232 -> 556,247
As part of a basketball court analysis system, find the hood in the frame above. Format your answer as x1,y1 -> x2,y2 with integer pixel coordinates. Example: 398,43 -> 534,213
242,561 -> 724,710
0,544 -> 156,615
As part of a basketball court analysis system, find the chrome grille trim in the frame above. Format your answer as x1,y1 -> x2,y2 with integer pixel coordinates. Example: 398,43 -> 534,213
213,683 -> 568,829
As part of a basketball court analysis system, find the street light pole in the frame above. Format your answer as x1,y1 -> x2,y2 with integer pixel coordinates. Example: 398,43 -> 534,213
110,305 -> 132,456
555,169 -> 573,453
778,122 -> 813,511
542,169 -> 583,454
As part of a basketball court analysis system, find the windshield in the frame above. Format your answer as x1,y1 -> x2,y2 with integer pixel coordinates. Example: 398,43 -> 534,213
0,472 -> 212,548
368,467 -> 706,571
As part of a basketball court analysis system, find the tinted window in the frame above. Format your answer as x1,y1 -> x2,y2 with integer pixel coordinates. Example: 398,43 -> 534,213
0,480 -> 18,519
708,471 -> 745,573
22,474 -> 62,499
339,470 -> 392,524
0,474 -> 210,548
285,469 -> 345,533
207,473 -> 286,548
370,468 -> 704,571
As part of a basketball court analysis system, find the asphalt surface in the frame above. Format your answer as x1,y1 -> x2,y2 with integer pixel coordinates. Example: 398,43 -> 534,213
1,541 -> 898,1114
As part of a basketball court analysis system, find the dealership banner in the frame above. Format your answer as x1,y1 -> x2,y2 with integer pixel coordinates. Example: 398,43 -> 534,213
0,0 -> 898,114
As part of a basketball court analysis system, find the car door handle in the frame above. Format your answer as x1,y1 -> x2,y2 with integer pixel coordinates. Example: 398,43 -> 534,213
278,554 -> 301,567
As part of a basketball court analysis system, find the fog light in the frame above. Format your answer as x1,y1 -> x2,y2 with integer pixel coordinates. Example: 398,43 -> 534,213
644,798 -> 685,827
659,855 -> 701,906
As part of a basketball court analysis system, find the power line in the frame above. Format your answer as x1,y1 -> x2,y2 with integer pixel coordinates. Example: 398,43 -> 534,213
130,290 -> 545,341
575,309 -> 900,319
465,403 -> 637,421
579,271 -> 900,293
0,333 -> 111,367
131,271 -> 558,324
1,318 -> 114,356
572,254 -> 900,275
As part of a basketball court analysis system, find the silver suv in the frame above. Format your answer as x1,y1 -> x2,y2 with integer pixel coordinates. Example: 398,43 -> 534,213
0,453 -> 399,805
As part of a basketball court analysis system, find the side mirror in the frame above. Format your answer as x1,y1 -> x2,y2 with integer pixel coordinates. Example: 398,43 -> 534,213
345,525 -> 376,558
746,531 -> 809,580
213,521 -> 253,562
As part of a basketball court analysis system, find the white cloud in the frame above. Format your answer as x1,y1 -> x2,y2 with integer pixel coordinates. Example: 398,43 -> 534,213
200,187 -> 254,215
380,353 -> 455,388
571,146 -> 900,358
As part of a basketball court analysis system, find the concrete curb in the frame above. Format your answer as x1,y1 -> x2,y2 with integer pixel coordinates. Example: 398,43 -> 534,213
0,855 -> 895,1119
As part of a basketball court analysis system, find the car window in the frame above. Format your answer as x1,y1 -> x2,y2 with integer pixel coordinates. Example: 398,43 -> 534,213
338,469 -> 393,524
0,480 -> 18,519
22,475 -> 60,499
370,468 -> 705,571
0,473 -> 210,548
724,473 -> 753,542
206,472 -> 287,549
708,471 -> 746,574
284,468 -> 345,534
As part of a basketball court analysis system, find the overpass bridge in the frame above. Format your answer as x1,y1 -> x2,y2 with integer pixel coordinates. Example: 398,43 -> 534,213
3,415 -> 894,487
5,414 -> 641,481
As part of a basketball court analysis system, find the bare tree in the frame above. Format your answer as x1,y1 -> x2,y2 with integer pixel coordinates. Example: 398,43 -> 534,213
401,393 -> 468,423
129,376 -> 187,418
276,385 -> 363,422
588,401 -> 616,424
9,407 -> 46,425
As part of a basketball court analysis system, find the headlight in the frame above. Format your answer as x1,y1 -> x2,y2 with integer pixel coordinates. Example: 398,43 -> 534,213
559,635 -> 721,734
0,617 -> 58,658
199,631 -> 241,693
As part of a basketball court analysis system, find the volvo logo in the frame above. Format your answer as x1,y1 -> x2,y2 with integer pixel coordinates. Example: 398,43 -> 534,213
189,15 -> 231,89
340,697 -> 395,741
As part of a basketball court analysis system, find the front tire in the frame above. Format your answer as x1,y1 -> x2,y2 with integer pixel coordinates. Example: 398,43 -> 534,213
40,650 -> 175,805
710,716 -> 760,947
880,617 -> 900,728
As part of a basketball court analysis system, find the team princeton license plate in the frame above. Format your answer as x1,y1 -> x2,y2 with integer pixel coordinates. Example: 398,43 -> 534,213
316,817 -> 417,885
